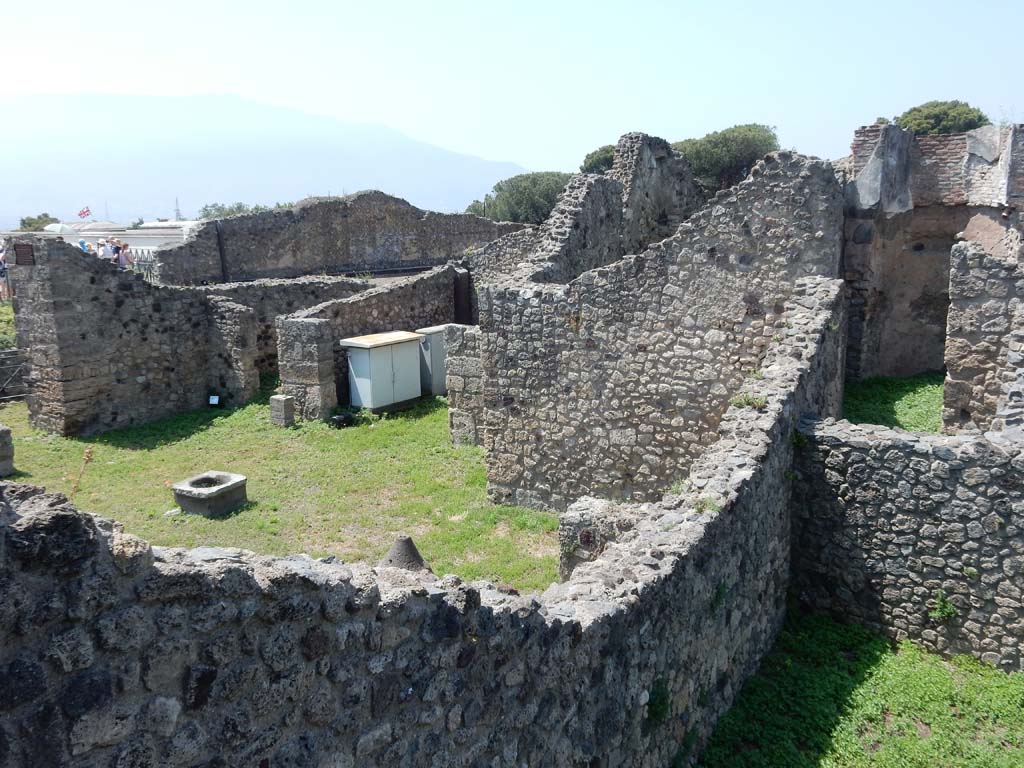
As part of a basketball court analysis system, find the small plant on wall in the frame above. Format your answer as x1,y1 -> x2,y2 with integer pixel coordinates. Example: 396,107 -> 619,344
729,393 -> 767,410
646,678 -> 671,725
928,588 -> 958,623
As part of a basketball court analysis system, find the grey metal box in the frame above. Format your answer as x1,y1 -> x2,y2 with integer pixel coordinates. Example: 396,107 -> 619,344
339,331 -> 424,411
415,324 -> 455,396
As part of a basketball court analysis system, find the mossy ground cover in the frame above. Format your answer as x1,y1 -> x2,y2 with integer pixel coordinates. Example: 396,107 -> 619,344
700,610 -> 1024,768
842,373 -> 945,433
0,386 -> 558,590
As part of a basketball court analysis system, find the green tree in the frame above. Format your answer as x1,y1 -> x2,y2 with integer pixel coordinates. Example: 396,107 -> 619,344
894,100 -> 990,135
19,212 -> 59,231
673,124 -> 779,191
580,144 -> 616,174
465,172 -> 572,224
197,201 -> 292,220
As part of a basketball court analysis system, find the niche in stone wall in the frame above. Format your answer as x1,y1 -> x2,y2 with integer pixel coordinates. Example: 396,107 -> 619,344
845,207 -> 970,379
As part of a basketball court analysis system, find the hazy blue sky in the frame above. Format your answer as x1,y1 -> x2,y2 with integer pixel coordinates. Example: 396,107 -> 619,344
5,0 -> 1021,171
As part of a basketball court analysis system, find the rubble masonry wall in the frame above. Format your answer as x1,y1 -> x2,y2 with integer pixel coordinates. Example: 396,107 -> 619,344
477,153 -> 843,510
0,277 -> 846,767
154,192 -> 522,286
792,419 -> 1024,672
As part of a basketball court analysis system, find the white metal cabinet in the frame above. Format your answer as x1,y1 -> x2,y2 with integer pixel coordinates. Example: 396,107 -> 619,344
339,331 -> 424,411
416,323 -> 458,396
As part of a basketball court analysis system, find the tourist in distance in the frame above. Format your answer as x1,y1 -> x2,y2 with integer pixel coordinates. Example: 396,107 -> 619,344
116,240 -> 134,270
0,250 -> 9,301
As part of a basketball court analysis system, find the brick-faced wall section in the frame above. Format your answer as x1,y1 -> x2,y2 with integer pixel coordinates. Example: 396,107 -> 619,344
154,192 -> 522,285
10,239 -> 260,436
277,267 -> 456,419
850,124 -> 883,175
792,419 -> 1024,672
911,133 -> 969,206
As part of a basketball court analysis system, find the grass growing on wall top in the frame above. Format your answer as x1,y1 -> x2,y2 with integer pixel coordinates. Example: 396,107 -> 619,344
0,388 -> 559,591
842,373 -> 945,433
699,610 -> 1024,768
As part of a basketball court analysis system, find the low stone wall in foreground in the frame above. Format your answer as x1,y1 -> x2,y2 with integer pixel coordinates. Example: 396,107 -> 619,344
792,419 -> 1024,671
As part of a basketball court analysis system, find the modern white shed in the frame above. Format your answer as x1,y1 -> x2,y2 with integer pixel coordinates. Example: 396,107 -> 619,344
416,324 -> 457,396
338,331 -> 424,412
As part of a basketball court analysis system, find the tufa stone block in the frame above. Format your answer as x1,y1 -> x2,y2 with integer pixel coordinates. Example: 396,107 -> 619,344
269,394 -> 296,427
172,471 -> 247,518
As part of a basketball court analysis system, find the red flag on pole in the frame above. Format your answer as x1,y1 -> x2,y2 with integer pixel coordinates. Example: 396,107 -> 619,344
78,206 -> 91,219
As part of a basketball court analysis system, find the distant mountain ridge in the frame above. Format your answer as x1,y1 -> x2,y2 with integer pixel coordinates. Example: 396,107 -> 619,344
0,94 -> 526,229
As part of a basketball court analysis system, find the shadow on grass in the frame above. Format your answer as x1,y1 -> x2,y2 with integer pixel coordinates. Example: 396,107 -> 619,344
84,377 -> 278,451
336,395 -> 449,424
697,605 -> 891,768
79,385 -> 447,452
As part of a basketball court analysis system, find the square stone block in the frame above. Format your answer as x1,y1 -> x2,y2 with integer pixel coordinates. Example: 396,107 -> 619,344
270,394 -> 295,427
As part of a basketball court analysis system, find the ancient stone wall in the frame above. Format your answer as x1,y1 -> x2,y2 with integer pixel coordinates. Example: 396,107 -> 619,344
154,192 -> 523,286
524,174 -> 626,284
842,124 -> 1022,380
0,276 -> 846,767
943,230 -> 1024,432
469,133 -> 699,296
10,239 -> 259,437
205,297 -> 261,406
792,419 -> 1024,672
989,315 -> 1024,439
843,207 -> 965,379
194,276 -> 368,373
478,152 -> 843,510
608,132 -> 699,253
445,324 -> 484,445
277,267 -> 456,420
1010,127 -> 1024,205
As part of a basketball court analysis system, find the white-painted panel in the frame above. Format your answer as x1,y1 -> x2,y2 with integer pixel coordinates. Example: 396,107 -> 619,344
416,327 -> 448,395
391,340 -> 422,403
347,348 -> 373,409
369,346 -> 395,409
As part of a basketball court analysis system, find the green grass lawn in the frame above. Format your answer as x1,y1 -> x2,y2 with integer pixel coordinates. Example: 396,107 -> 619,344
843,373 -> 945,433
700,610 -> 1024,768
0,389 -> 559,591
0,302 -> 15,349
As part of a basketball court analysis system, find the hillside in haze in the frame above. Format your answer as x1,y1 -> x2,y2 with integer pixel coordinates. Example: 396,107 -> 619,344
0,95 -> 526,228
